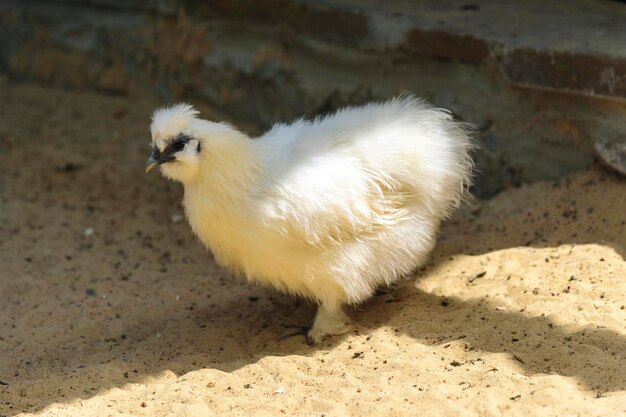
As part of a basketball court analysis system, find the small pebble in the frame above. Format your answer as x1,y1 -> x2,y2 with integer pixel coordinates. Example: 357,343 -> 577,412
594,136 -> 626,176
141,401 -> 147,408
274,386 -> 286,394
171,214 -> 184,224
85,288 -> 96,297
468,271 -> 486,283
57,162 -> 81,173
83,227 -> 94,237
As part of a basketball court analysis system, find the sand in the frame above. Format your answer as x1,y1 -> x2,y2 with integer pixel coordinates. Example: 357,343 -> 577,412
0,81 -> 625,417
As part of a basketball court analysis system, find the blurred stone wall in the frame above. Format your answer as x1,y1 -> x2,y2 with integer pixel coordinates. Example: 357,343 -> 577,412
1,0 -> 625,196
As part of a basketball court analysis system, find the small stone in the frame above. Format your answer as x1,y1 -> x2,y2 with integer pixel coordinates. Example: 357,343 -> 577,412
171,214 -> 184,224
595,136 -> 626,176
274,386 -> 286,394
86,288 -> 96,297
468,271 -> 486,282
57,162 -> 81,173
83,227 -> 94,237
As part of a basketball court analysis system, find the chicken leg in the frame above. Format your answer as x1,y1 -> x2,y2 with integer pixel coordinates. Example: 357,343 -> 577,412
307,303 -> 352,345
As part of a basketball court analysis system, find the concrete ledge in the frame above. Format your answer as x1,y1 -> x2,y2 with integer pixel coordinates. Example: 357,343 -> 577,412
204,0 -> 626,100
502,49 -> 626,99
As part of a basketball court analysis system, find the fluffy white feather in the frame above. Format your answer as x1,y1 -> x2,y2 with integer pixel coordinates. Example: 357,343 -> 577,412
148,96 -> 474,343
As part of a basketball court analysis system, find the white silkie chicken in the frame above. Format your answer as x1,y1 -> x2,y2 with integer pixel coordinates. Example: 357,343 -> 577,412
146,96 -> 473,344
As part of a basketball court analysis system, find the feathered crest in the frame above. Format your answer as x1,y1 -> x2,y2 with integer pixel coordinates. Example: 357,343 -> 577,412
152,103 -> 198,122
151,103 -> 199,141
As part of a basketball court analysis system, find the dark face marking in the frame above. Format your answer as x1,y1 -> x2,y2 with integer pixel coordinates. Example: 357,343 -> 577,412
152,133 -> 194,165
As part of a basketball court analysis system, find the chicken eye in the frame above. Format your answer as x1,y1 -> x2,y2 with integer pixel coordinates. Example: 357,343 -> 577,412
170,140 -> 186,152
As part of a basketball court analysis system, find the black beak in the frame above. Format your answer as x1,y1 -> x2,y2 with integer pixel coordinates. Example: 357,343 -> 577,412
145,147 -> 175,173
145,154 -> 158,173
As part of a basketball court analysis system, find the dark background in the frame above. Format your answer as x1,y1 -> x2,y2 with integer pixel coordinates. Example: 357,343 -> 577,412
1,0 -> 625,196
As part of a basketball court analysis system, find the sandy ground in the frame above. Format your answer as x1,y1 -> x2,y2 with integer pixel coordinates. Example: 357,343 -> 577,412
0,80 -> 625,417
